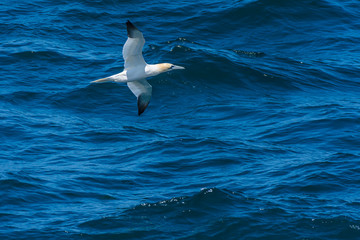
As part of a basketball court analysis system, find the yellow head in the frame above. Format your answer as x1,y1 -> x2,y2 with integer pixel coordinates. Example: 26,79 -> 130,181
157,63 -> 185,73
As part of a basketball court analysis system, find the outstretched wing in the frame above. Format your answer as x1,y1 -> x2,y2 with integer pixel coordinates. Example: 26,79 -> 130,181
127,79 -> 152,116
123,21 -> 146,69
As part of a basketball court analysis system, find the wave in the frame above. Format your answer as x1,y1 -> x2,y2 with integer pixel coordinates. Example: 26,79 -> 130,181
77,187 -> 360,239
10,50 -> 72,61
2,1 -> 360,239
146,35 -> 358,93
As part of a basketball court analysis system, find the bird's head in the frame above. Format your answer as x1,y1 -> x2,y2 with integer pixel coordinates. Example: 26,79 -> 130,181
157,63 -> 185,73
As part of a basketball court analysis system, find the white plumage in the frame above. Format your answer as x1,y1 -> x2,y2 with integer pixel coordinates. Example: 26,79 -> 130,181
92,20 -> 185,115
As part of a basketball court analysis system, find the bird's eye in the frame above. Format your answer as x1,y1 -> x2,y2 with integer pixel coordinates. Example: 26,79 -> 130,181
170,65 -> 174,69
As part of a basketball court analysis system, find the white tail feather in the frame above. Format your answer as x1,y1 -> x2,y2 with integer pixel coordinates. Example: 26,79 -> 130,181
91,77 -> 113,83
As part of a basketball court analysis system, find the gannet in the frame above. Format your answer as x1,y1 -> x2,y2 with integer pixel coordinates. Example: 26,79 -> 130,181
92,20 -> 185,116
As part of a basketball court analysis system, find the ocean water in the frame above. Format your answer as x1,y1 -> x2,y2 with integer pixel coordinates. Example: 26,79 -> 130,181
1,0 -> 360,239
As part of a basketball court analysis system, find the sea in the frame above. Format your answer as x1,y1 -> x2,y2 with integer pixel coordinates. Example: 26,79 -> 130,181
1,0 -> 360,239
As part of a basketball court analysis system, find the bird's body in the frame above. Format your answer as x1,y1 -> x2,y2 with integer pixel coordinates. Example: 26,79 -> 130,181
92,20 -> 185,115
94,63 -> 173,83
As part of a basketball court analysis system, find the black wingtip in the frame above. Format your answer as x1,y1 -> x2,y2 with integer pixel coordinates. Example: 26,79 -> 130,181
137,98 -> 149,116
138,104 -> 148,116
126,20 -> 137,38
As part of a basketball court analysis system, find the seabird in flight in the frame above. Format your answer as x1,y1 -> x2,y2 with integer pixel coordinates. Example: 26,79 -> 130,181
92,20 -> 185,115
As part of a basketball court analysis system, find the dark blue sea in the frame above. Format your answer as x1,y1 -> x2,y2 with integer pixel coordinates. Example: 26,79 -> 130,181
1,0 -> 360,239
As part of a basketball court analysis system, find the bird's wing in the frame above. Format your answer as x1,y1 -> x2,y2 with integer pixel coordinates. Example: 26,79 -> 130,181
123,21 -> 146,69
127,79 -> 152,116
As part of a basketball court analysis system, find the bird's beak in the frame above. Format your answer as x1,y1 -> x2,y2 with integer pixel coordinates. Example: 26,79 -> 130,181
172,65 -> 185,70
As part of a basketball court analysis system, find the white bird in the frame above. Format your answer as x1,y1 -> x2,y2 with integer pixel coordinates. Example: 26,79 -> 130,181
92,20 -> 185,116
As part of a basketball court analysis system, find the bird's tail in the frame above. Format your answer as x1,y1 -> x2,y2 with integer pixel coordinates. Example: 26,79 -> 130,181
91,77 -> 113,83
